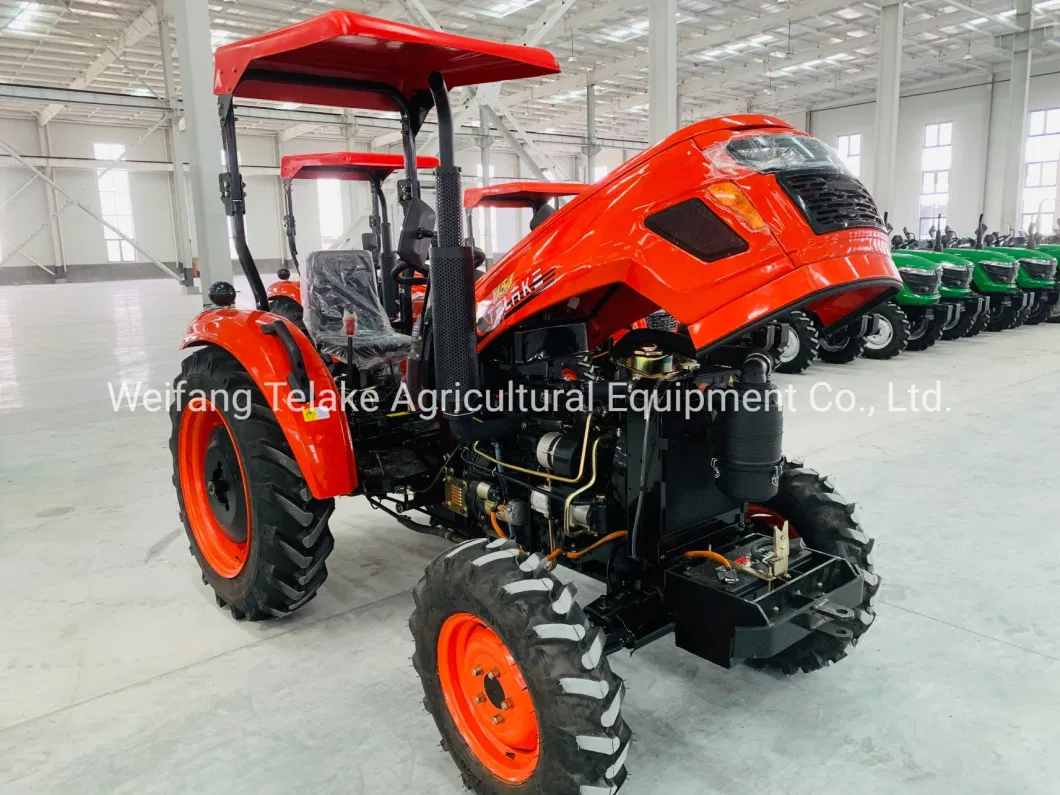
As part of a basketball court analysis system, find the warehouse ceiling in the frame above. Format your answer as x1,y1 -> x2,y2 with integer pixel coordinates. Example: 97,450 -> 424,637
0,0 -> 1058,151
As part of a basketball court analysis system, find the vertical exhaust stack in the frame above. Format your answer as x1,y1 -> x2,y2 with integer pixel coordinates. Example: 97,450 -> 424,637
427,72 -> 480,422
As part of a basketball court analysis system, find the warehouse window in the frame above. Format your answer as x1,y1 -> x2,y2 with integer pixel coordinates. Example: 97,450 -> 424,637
918,122 -> 952,238
94,143 -> 136,262
836,134 -> 861,176
1021,108 -> 1060,233
317,179 -> 344,249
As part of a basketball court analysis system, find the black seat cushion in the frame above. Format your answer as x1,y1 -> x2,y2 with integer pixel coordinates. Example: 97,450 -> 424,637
303,249 -> 412,369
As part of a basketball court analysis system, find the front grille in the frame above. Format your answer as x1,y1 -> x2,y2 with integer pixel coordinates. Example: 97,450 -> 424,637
1020,258 -> 1057,282
983,261 -> 1018,285
902,269 -> 941,295
645,198 -> 748,262
645,311 -> 678,331
775,169 -> 885,235
941,266 -> 972,290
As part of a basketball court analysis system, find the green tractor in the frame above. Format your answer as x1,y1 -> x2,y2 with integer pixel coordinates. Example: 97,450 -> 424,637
861,250 -> 947,359
981,223 -> 1059,326
943,217 -> 1032,332
903,226 -> 982,340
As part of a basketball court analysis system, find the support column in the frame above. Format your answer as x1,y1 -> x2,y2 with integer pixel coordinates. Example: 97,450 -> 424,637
585,78 -> 600,180
37,126 -> 66,281
478,105 -> 493,260
1001,0 -> 1034,232
172,0 -> 233,298
871,0 -> 903,215
343,110 -> 359,232
159,17 -> 197,294
648,0 -> 677,145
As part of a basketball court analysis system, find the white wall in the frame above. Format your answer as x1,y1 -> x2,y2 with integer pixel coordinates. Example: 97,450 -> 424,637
809,70 -> 1060,236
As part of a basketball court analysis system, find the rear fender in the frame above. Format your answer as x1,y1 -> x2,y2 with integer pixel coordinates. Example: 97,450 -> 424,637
267,279 -> 301,304
181,308 -> 357,499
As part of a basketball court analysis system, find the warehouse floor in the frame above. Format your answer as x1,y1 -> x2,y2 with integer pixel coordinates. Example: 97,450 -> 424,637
1,279 -> 1058,795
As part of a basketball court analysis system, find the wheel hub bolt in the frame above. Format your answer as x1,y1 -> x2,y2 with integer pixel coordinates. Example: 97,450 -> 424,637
500,698 -> 513,710
488,667 -> 501,679
492,714 -> 504,725
474,692 -> 486,704
207,482 -> 216,496
471,666 -> 483,676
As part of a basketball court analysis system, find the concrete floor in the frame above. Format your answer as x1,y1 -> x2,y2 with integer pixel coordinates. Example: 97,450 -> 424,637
1,279 -> 1058,795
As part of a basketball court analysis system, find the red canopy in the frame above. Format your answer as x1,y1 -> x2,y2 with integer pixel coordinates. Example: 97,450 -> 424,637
280,152 -> 439,181
214,11 -> 561,113
464,181 -> 589,209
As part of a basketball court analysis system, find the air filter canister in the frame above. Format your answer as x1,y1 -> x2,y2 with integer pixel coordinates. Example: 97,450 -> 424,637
714,354 -> 783,502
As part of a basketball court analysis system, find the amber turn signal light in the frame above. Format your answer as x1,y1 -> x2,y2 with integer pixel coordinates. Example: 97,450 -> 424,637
707,181 -> 768,231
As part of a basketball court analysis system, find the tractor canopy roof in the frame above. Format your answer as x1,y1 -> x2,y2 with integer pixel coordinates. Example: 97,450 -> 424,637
213,10 -> 560,114
464,181 -> 589,209
280,152 -> 439,182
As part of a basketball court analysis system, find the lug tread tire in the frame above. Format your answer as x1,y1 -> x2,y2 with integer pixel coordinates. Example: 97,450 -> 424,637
862,302 -> 910,360
1024,297 -> 1052,326
749,461 -> 879,675
964,302 -> 991,337
816,321 -> 866,365
268,296 -> 307,334
170,346 -> 334,620
775,311 -> 820,374
411,539 -> 630,795
941,305 -> 979,340
906,310 -> 946,352
986,300 -> 1022,332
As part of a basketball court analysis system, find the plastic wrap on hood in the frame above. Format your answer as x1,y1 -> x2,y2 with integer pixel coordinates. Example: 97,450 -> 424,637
302,249 -> 412,370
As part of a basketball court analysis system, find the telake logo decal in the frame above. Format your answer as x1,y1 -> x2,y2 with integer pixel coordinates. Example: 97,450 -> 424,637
477,267 -> 557,336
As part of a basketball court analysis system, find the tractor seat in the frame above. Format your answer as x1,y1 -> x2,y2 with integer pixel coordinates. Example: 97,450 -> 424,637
303,249 -> 412,370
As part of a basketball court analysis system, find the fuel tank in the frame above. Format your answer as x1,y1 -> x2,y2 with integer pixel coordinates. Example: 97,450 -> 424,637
473,114 -> 901,353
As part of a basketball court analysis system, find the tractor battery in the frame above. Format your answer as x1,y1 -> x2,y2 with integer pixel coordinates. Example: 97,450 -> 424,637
663,532 -> 864,668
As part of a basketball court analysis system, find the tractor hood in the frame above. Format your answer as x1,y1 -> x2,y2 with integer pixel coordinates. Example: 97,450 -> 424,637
891,251 -> 939,271
473,115 -> 900,354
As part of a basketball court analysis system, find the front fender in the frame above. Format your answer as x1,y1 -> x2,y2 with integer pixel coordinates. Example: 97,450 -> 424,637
266,279 -> 302,304
181,308 -> 357,499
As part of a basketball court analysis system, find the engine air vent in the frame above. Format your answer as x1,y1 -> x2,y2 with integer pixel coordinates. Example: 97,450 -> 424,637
776,169 -> 884,235
644,198 -> 748,263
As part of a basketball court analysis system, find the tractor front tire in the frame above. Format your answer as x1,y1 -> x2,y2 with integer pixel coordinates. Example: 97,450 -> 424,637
986,300 -> 1021,332
749,461 -> 879,675
942,305 -> 979,339
1024,295 -> 1052,326
774,310 -> 820,374
817,327 -> 866,365
906,309 -> 946,352
411,539 -> 630,795
170,346 -> 335,620
268,296 -> 307,334
963,301 -> 991,336
861,302 -> 910,360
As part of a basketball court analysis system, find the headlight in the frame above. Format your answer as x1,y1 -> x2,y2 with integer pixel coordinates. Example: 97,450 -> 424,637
702,133 -> 852,176
982,260 -> 1012,269
898,267 -> 934,278
943,265 -> 970,275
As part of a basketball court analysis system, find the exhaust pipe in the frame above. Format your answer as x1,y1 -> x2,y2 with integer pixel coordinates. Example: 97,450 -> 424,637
427,74 -> 481,427
427,72 -> 520,443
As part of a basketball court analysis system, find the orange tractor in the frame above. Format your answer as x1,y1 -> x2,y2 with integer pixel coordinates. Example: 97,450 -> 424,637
265,150 -> 439,331
174,11 -> 891,794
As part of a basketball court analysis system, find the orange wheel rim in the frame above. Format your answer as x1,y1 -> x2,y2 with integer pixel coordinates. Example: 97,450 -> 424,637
437,613 -> 539,783
747,504 -> 799,538
178,399 -> 251,578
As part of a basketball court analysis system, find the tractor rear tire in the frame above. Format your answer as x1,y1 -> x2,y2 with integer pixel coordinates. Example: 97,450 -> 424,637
268,296 -> 306,334
817,327 -> 866,365
411,539 -> 630,795
861,302 -> 910,360
906,310 -> 946,352
170,346 -> 335,620
749,461 -> 879,675
774,310 -> 820,374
